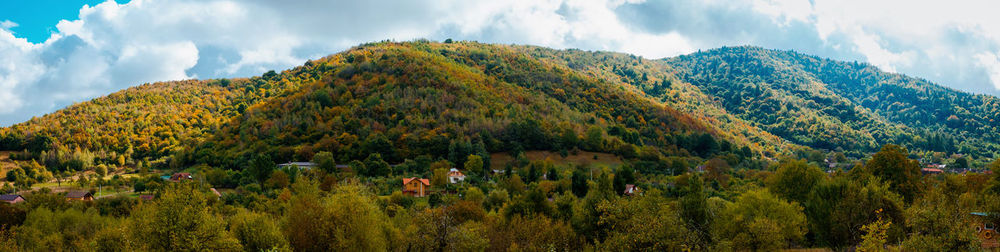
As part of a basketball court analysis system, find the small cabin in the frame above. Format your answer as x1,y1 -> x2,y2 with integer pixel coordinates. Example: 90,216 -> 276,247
972,212 -> 999,249
66,191 -> 94,201
448,168 -> 466,184
170,172 -> 193,181
0,194 -> 24,204
402,177 -> 430,197
624,184 -> 640,196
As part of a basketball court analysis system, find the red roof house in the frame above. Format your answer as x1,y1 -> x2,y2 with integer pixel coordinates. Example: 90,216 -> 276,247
402,177 -> 430,197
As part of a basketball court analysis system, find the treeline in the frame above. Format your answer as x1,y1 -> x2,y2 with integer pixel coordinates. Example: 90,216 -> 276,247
0,144 -> 996,251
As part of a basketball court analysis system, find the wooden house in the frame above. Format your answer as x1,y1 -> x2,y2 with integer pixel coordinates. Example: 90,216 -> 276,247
66,191 -> 93,201
0,194 -> 24,204
402,177 -> 430,197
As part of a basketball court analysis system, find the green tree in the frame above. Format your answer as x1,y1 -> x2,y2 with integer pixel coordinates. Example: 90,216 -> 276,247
128,184 -> 242,251
364,153 -> 391,177
312,151 -> 337,174
767,158 -> 824,203
862,145 -> 921,202
584,126 -> 604,151
714,189 -> 807,250
284,182 -> 393,251
229,209 -> 290,252
464,154 -> 483,177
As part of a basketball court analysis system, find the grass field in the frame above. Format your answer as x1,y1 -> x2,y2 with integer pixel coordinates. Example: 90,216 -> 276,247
489,150 -> 624,171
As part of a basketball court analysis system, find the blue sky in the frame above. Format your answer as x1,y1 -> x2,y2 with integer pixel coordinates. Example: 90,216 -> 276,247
0,0 -> 110,43
1,0 -> 1000,126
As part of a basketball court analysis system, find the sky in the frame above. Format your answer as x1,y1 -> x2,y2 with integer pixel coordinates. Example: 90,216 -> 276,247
2,0 -> 1000,126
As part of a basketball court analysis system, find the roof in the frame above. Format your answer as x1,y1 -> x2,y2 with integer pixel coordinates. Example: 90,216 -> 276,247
448,168 -> 466,177
66,191 -> 92,198
624,184 -> 639,194
210,188 -> 221,197
0,195 -> 22,201
278,162 -> 316,168
403,177 -> 430,186
922,168 -> 944,173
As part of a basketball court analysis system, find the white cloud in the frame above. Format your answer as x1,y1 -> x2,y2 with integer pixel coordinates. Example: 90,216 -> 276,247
976,52 -> 1000,90
0,20 -> 17,30
2,0 -> 1000,125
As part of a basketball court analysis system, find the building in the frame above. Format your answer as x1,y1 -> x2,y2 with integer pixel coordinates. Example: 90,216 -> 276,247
402,177 -> 430,197
277,162 -> 317,170
448,168 -> 466,184
210,188 -> 222,198
139,194 -> 155,201
921,168 -> 944,175
0,194 -> 24,204
170,172 -> 193,181
971,212 -> 999,249
66,191 -> 94,201
623,184 -> 640,196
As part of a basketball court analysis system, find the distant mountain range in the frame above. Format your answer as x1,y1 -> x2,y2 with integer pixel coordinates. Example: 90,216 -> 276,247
2,41 -> 997,172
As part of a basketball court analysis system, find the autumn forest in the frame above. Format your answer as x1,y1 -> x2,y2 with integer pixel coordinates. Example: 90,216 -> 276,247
0,40 -> 998,251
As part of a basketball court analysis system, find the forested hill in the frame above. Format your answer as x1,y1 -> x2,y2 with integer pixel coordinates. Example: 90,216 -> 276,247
0,41 -> 753,175
664,46 -> 1000,158
1,41 -> 998,174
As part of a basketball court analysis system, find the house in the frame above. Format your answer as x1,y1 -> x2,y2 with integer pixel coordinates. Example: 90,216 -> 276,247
210,188 -> 222,197
971,212 -> 1000,249
623,184 -> 640,196
138,194 -> 155,201
448,168 -> 466,184
402,177 -> 430,197
66,191 -> 94,201
921,168 -> 944,175
277,162 -> 316,170
0,194 -> 24,204
170,172 -> 193,181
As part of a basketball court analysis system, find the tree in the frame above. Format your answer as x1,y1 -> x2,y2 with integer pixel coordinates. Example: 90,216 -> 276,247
766,158 -> 824,203
863,145 -> 922,202
857,209 -> 890,252
248,155 -> 275,184
284,182 -> 393,251
584,126 -> 604,151
128,184 -> 242,251
95,164 -> 108,178
598,196 -> 690,251
312,151 -> 337,174
229,209 -> 290,251
613,165 -> 635,195
464,154 -> 483,178
431,168 -> 449,188
571,169 -> 589,197
714,189 -> 807,250
364,153 -> 391,177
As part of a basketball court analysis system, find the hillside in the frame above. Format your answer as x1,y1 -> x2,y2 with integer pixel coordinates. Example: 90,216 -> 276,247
1,41 -> 752,176
665,46 -> 1000,159
1,41 -> 998,174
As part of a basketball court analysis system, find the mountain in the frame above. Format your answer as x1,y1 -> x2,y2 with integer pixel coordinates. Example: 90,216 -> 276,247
665,46 -> 1000,158
1,41 -> 997,174
0,41 -> 749,175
